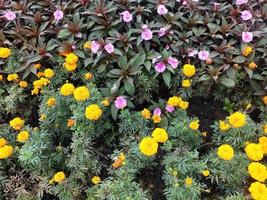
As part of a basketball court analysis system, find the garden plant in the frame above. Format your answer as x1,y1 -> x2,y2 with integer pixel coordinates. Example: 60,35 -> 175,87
0,0 -> 267,200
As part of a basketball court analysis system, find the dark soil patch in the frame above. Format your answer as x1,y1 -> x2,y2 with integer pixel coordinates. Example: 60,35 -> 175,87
137,151 -> 166,200
188,98 -> 227,154
42,193 -> 59,200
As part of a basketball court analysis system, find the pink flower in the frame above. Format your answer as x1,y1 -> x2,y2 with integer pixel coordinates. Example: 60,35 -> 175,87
242,32 -> 253,43
188,49 -> 198,57
53,10 -> 64,21
91,41 -> 101,53
141,28 -> 153,41
158,27 -> 169,37
241,10 -> 252,21
168,57 -> 179,69
4,11 -> 16,21
115,96 -> 127,109
236,0 -> 248,5
157,5 -> 168,15
155,62 -> 166,73
120,11 -> 133,23
104,43 -> 114,54
198,51 -> 210,61
166,105 -> 174,113
153,108 -> 161,116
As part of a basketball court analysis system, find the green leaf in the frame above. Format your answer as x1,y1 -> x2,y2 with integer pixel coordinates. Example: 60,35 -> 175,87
226,68 -> 236,80
123,78 -> 135,96
110,78 -> 122,94
220,77 -> 235,87
57,29 -> 71,39
232,56 -> 246,64
118,56 -> 127,69
244,67 -> 253,79
111,104 -> 118,120
162,71 -> 171,87
130,53 -> 146,68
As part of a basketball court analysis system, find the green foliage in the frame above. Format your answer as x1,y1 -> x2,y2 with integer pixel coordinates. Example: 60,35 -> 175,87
86,176 -> 150,200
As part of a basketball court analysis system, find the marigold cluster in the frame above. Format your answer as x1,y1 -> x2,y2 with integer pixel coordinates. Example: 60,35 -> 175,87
64,53 -> 78,71
0,47 -> 11,58
53,171 -> 66,183
189,120 -> 199,131
17,131 -> 30,143
9,117 -> 25,130
139,136 -> 158,156
249,182 -> 267,200
228,112 -> 246,128
73,86 -> 90,101
47,97 -> 57,107
85,104 -> 102,121
44,68 -> 55,78
217,144 -> 234,161
60,83 -> 75,96
248,162 -> 267,182
182,64 -> 196,77
32,77 -> 50,95
152,128 -> 168,143
7,73 -> 18,82
245,143 -> 264,161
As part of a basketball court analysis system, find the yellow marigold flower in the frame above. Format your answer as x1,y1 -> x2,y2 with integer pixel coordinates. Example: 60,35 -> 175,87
141,108 -> 151,119
34,64 -> 42,69
65,53 -> 78,65
60,83 -> 75,96
217,144 -> 234,161
73,86 -> 90,101
242,46 -> 253,57
248,62 -> 257,70
36,72 -> 44,78
0,74 -> 3,81
17,131 -> 30,143
44,68 -> 55,78
0,145 -> 13,159
85,72 -> 93,80
185,177 -> 193,187
152,128 -> 168,143
248,162 -> 267,182
249,182 -> 267,200
228,112 -> 246,128
167,96 -> 181,107
67,119 -> 75,127
182,79 -> 191,88
63,62 -> 77,71
182,64 -> 196,77
39,114 -> 46,121
152,115 -> 161,124
112,153 -> 126,169
259,136 -> 267,154
83,41 -> 92,49
219,120 -> 230,131
9,117 -> 25,130
0,138 -> 7,148
263,96 -> 267,105
0,47 -> 11,58
85,104 -> 102,121
7,73 -> 18,81
179,101 -> 189,110
47,97 -> 57,107
53,171 -> 65,183
91,176 -> 101,185
19,81 -> 28,88
245,143 -> 264,161
189,120 -> 199,131
139,137 -> 158,156
101,98 -> 110,107
202,170 -> 210,177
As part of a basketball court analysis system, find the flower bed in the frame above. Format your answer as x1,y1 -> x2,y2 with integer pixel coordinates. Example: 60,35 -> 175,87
0,0 -> 267,200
